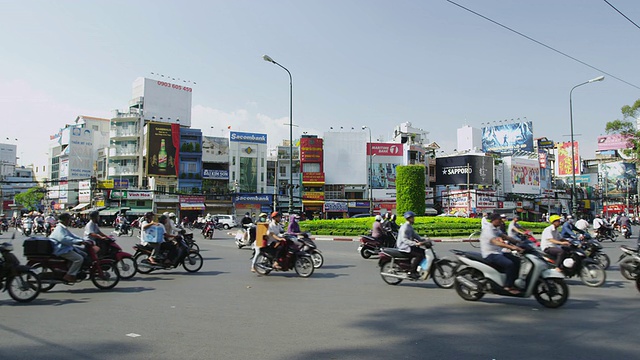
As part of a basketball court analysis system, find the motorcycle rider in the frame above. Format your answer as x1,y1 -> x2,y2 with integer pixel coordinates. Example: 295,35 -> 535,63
287,214 -> 301,235
396,211 -> 431,279
49,212 -> 87,283
141,212 -> 165,265
241,212 -> 253,227
250,212 -> 270,272
560,215 -> 582,240
541,215 -> 572,271
371,214 -> 386,245
385,214 -> 400,233
84,211 -> 111,252
507,216 -> 528,241
266,211 -> 286,270
619,213 -> 632,237
479,213 -> 523,294
158,215 -> 180,264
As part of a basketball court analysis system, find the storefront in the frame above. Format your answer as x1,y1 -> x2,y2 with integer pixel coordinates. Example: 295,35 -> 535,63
324,201 -> 348,219
179,195 -> 205,221
233,193 -> 273,220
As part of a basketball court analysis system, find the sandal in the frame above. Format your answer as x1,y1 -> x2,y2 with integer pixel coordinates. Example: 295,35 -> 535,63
504,287 -> 521,295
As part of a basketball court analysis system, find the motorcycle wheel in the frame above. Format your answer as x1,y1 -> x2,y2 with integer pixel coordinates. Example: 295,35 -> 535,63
188,242 -> 200,252
359,246 -> 372,259
30,263 -> 56,292
580,263 -> 606,287
533,278 -> 569,308
254,253 -> 272,275
380,261 -> 403,285
619,257 -> 639,280
206,230 -> 213,239
134,253 -> 154,274
432,260 -> 457,289
592,253 -> 610,270
454,268 -> 485,301
237,242 -> 244,249
636,277 -> 640,293
91,263 -> 120,290
116,257 -> 137,279
311,251 -> 324,269
294,256 -> 314,278
7,271 -> 42,303
182,252 -> 204,273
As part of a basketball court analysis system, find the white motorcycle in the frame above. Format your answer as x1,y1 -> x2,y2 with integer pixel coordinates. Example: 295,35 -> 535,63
451,243 -> 569,308
235,223 -> 255,249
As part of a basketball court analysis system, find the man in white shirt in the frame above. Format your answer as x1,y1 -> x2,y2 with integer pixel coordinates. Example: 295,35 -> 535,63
264,212 -> 286,270
575,217 -> 589,232
480,213 -> 523,294
541,215 -> 571,270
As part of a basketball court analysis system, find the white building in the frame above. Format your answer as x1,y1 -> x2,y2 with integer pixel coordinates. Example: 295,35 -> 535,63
228,131 -> 270,217
457,125 -> 482,152
0,143 -> 17,178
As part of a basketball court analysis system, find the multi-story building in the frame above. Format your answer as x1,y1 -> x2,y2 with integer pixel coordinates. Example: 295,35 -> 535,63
275,142 -> 301,213
299,135 -> 324,218
202,136 -> 232,215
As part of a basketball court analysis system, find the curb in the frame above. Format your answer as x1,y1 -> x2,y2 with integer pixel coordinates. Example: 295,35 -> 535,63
310,236 -> 479,243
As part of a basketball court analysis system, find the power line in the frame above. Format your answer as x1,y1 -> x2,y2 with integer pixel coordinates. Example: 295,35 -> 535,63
444,0 -> 640,91
604,0 -> 640,30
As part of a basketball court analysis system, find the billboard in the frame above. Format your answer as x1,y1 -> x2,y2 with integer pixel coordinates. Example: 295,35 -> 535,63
136,78 -> 193,127
599,161 -> 637,196
202,136 -> 229,163
504,157 -> 540,194
368,143 -> 404,189
481,121 -> 534,154
229,131 -> 267,144
436,155 -> 494,186
538,151 -> 547,169
68,127 -> 93,180
323,131 -> 367,185
147,122 -> 180,177
202,169 -> 229,180
300,137 -> 323,163
367,143 -> 403,156
556,141 -> 580,176
59,158 -> 69,181
597,134 -> 631,151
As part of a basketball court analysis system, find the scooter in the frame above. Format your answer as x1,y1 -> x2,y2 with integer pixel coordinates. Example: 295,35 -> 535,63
357,231 -> 397,259
0,238 -> 42,303
542,240 -> 606,287
22,219 -> 33,236
622,225 -> 632,239
253,234 -> 314,277
618,245 -> 640,280
96,236 -> 137,279
450,242 -> 569,308
295,233 -> 324,269
378,241 -> 457,288
235,223 -> 255,249
133,236 -> 203,274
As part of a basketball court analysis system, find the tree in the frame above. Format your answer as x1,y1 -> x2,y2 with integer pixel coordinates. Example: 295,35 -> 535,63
14,187 -> 45,211
605,99 -> 640,161
396,165 -> 426,216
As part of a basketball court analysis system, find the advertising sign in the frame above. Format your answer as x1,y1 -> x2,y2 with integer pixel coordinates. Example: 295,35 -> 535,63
302,192 -> 325,201
436,155 -> 494,185
599,161 -> 637,196
114,178 -> 129,189
202,136 -> 229,163
302,172 -> 325,183
139,78 -> 193,127
229,131 -> 267,144
203,169 -> 229,180
60,184 -> 68,204
233,193 -> 273,204
366,143 -> 403,156
372,163 -> 399,189
147,122 -> 180,177
538,151 -> 548,169
557,141 -> 580,176
425,188 -> 434,206
127,191 -> 154,200
68,127 -> 93,179
597,134 -> 631,151
505,157 -> 540,194
59,158 -> 69,181
324,201 -> 348,212
97,180 -> 114,189
537,137 -> 555,149
474,190 -> 497,208
300,137 -> 323,163
481,121 -> 534,154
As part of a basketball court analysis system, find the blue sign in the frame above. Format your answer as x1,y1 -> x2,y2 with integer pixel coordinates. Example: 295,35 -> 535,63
481,121 -> 534,154
233,193 -> 273,204
114,178 -> 129,189
324,201 -> 348,212
203,169 -> 229,180
230,131 -> 267,144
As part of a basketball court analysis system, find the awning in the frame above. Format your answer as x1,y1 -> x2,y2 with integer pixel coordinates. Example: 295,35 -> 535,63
80,206 -> 106,215
99,207 -> 131,216
180,203 -> 205,211
127,208 -> 153,216
71,203 -> 90,211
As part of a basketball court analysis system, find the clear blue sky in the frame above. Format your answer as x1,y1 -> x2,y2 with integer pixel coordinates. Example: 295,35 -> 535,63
1,0 -> 639,166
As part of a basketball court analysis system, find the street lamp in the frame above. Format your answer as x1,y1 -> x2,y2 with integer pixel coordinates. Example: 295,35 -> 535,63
263,54 -> 294,215
569,75 -> 604,216
362,126 -> 373,214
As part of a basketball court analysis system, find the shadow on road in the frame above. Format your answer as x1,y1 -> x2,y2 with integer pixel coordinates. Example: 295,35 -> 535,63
0,298 -> 88,306
321,264 -> 356,270
67,286 -> 155,294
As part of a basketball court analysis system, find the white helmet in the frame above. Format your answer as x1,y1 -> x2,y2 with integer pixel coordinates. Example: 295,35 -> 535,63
375,215 -> 383,222
168,212 -> 176,218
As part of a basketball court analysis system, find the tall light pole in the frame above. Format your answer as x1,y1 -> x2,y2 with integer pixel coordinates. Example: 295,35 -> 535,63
263,54 -> 294,214
569,75 -> 604,216
362,126 -> 373,214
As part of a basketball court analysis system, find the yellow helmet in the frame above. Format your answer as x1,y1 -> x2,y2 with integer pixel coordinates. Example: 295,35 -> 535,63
549,215 -> 561,223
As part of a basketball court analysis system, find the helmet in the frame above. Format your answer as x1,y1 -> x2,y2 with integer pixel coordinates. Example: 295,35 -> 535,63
259,212 -> 268,218
162,212 -> 170,216
271,211 -> 281,218
294,214 -> 301,219
168,212 -> 176,218
562,258 -> 575,269
375,215 -> 383,222
566,215 -> 572,219
89,211 -> 100,218
549,215 -> 561,223
391,214 -> 397,222
245,212 -> 250,216
403,211 -> 416,219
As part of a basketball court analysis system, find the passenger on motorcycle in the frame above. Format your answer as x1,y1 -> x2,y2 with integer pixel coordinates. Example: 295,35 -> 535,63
396,211 -> 431,279
163,212 -> 180,236
241,212 -> 253,227
619,213 -> 632,236
266,212 -> 286,270
480,213 -> 523,294
158,215 -> 180,263
249,213 -> 270,272
84,211 -> 111,249
593,214 -> 611,238
560,215 -> 582,240
141,212 -> 165,265
50,212 -> 87,283
507,216 -> 528,240
541,215 -> 571,271
287,214 -> 301,234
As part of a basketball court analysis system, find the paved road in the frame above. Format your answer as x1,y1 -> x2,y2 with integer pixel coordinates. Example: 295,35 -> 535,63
1,227 -> 639,360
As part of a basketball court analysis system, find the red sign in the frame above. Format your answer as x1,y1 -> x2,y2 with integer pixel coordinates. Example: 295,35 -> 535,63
300,137 -> 324,164
557,141 -> 579,176
367,143 -> 403,156
302,172 -> 325,183
179,195 -> 205,203
302,192 -> 325,201
603,204 -> 627,214
538,152 -> 547,169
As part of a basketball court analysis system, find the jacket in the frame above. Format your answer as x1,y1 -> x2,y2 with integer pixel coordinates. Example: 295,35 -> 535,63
49,223 -> 84,256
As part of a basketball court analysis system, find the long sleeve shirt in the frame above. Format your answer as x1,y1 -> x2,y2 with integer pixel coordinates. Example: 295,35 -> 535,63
49,223 -> 84,256
396,222 -> 421,253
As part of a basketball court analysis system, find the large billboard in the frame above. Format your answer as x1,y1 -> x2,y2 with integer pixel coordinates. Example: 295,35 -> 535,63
481,121 -> 534,154
136,78 -> 193,127
368,143 -> 404,189
202,136 -> 229,163
504,157 -> 540,194
68,126 -> 93,180
599,161 -> 637,196
147,122 -> 180,177
436,155 -> 494,186
557,141 -> 580,176
323,131 -> 367,185
300,137 -> 324,186
597,134 -> 631,151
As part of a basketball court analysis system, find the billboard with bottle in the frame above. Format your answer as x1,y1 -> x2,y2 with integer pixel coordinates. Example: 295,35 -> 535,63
147,122 -> 180,177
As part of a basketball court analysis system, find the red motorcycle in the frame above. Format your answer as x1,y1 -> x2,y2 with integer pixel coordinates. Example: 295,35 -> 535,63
202,221 -> 215,239
24,237 -> 120,291
96,237 -> 137,279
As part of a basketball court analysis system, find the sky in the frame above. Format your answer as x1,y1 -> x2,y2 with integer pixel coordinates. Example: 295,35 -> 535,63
1,0 -> 639,167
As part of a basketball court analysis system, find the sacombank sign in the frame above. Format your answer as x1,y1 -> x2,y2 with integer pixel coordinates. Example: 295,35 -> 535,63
230,131 -> 267,144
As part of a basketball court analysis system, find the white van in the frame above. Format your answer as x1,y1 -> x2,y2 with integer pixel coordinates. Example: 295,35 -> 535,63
214,214 -> 237,229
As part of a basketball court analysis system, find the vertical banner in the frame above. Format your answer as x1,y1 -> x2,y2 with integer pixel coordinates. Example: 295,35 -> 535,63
557,141 -> 579,176
147,122 -> 179,177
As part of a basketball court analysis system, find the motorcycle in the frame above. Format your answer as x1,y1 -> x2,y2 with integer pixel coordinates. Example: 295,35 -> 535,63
378,240 -> 457,288
618,245 -> 640,280
25,237 -> 120,291
516,231 -> 539,247
34,222 -> 45,235
95,237 -> 137,279
44,222 -> 53,237
1,239 -> 42,303
202,221 -> 216,239
622,225 -> 632,239
595,226 -> 616,242
253,234 -> 314,277
581,237 -> 610,270
22,219 -> 33,236
180,229 -> 199,251
133,236 -> 203,274
235,223 -> 255,249
295,233 -> 324,269
358,231 -> 397,259
451,242 -> 569,308
114,222 -> 132,237
1,221 -> 9,232
542,240 -> 606,287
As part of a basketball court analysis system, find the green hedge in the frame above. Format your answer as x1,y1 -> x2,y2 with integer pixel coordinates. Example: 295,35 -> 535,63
396,165 -> 426,216
299,217 -> 548,237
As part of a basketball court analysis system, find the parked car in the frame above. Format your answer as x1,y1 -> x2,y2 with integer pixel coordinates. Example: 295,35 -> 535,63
351,213 -> 373,219
214,215 -> 238,229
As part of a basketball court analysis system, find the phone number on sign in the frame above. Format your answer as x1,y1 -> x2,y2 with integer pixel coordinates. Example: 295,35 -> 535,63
157,81 -> 192,92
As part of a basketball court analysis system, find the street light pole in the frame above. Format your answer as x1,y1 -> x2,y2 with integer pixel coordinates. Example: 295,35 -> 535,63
569,75 -> 604,216
263,55 -> 294,215
362,126 -> 373,214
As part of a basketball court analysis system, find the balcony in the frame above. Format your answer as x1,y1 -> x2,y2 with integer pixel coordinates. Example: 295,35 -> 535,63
109,147 -> 139,158
108,165 -> 139,177
110,128 -> 139,138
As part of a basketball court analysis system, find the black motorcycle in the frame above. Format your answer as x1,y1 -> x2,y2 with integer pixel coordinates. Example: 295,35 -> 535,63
253,234 -> 314,277
595,226 -> 616,242
114,222 -> 132,237
580,237 -> 610,270
1,240 -> 41,303
295,233 -> 324,269
133,236 -> 203,274
618,245 -> 640,280
543,240 -> 606,287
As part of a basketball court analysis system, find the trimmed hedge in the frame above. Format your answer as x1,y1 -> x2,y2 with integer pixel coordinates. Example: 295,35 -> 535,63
299,217 -> 548,238
396,165 -> 426,216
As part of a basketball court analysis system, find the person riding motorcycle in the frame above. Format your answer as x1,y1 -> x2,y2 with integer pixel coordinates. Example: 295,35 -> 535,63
49,212 -> 87,283
479,213 -> 523,294
84,211 -> 111,252
593,214 -> 613,239
384,214 -> 400,233
541,215 -> 572,271
141,212 -> 165,265
241,212 -> 253,227
507,215 -> 528,240
396,211 -> 431,279
158,215 -> 181,264
619,213 -> 632,236
287,214 -> 301,235
249,213 -> 270,272
266,211 -> 286,270
560,215 -> 582,240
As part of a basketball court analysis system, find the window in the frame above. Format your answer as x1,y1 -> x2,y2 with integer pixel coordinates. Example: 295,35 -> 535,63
302,163 -> 320,173
169,186 -> 175,193
136,201 -> 146,207
232,156 -> 236,166
187,163 -> 197,173
157,185 -> 166,193
92,125 -> 99,131
261,173 -> 264,182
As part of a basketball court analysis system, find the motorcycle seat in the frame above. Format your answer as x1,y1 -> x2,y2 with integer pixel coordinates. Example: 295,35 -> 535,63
380,248 -> 411,258
361,235 -> 377,242
462,251 -> 509,273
